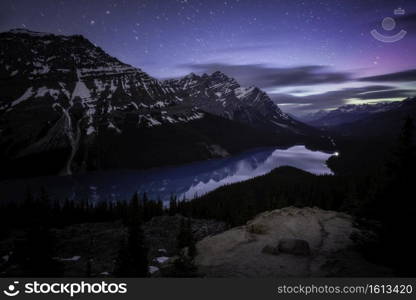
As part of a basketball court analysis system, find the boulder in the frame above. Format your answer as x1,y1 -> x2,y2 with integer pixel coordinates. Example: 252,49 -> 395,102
278,238 -> 310,256
195,207 -> 392,277
261,245 -> 279,255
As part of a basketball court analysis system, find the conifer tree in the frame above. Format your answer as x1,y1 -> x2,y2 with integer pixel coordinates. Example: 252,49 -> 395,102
114,192 -> 149,277
187,218 -> 197,259
379,117 -> 416,275
169,195 -> 178,216
171,218 -> 198,277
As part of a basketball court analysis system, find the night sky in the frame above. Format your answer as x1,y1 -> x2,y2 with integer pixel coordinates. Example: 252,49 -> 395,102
1,0 -> 416,115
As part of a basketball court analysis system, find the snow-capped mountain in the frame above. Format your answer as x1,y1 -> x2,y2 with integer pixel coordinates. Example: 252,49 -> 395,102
0,29 -> 326,179
0,29 -> 207,176
325,97 -> 416,137
0,29 -> 200,130
303,101 -> 406,127
165,71 -> 310,134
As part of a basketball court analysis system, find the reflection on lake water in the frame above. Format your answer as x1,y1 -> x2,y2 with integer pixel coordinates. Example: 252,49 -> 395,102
181,145 -> 334,199
0,145 -> 335,204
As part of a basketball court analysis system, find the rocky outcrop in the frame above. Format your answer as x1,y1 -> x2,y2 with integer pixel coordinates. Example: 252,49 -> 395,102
195,207 -> 391,277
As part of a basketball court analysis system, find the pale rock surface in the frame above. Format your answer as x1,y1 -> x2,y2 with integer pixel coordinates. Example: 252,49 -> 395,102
195,207 -> 391,277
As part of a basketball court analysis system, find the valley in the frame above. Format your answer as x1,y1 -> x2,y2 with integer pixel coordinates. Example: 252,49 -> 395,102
0,145 -> 335,205
0,29 -> 331,181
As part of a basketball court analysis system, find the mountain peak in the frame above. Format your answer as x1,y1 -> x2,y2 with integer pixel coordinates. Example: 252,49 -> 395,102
212,70 -> 226,76
7,28 -> 55,37
183,72 -> 199,79
211,70 -> 233,80
303,99 -> 410,127
4,28 -> 91,43
0,28 -> 135,75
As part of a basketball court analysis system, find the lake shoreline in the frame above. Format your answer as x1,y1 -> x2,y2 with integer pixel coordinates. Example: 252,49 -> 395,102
0,145 -> 336,204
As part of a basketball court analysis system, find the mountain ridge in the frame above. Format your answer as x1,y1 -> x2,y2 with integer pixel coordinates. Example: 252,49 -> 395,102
302,100 -> 410,127
0,28 -> 330,179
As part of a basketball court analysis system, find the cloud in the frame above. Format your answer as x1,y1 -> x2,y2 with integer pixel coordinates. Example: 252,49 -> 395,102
210,43 -> 281,54
182,63 -> 351,88
270,85 -> 414,115
359,69 -> 416,82
354,89 -> 414,99
180,63 -> 416,115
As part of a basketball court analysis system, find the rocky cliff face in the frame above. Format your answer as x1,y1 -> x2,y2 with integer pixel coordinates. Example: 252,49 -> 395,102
0,29 -> 204,175
195,207 -> 391,277
166,71 -> 312,135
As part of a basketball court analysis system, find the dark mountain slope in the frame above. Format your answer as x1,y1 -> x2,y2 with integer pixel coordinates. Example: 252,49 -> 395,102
0,29 -> 330,179
302,101 -> 406,127
324,97 -> 416,176
329,97 -> 416,137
